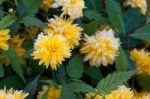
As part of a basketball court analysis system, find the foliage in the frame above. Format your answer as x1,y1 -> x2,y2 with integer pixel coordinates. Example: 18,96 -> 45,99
0,0 -> 150,99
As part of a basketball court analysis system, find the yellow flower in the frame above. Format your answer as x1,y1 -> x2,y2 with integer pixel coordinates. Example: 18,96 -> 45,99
10,34 -> 26,64
41,0 -> 54,11
0,34 -> 26,65
85,92 -> 102,99
130,49 -> 150,75
32,33 -> 71,70
0,29 -> 10,50
44,16 -> 83,49
0,88 -> 28,99
80,30 -> 120,67
125,0 -> 147,15
52,0 -> 85,19
133,91 -> 150,99
37,85 -> 61,99
105,85 -> 134,99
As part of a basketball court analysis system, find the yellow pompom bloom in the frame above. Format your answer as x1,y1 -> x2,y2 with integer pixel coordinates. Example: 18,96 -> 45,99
0,29 -> 10,50
44,16 -> 83,49
32,33 -> 71,70
130,49 -> 150,75
125,0 -> 147,15
105,85 -> 134,99
52,0 -> 85,19
0,88 -> 28,99
133,91 -> 150,99
41,0 -> 54,11
85,92 -> 102,99
80,30 -> 120,67
37,85 -> 61,99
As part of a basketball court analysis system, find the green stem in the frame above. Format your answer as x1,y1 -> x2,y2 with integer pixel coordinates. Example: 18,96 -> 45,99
26,27 -> 34,41
14,0 -> 18,5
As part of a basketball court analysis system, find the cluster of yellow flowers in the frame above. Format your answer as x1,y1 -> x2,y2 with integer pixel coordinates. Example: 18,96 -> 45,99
0,88 -> 28,99
41,0 -> 85,19
130,49 -> 150,75
32,23 -> 121,70
85,85 -> 150,99
37,84 -> 61,99
44,16 -> 83,49
31,15 -> 83,70
32,0 -> 85,70
125,0 -> 147,14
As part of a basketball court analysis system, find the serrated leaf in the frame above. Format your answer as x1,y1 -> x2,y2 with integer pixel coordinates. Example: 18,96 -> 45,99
66,54 -> 84,79
3,47 -> 26,83
0,76 -> 24,89
0,62 -> 4,78
96,71 -> 134,94
68,81 -> 95,92
23,16 -> 46,27
23,0 -> 42,16
106,0 -> 125,33
130,23 -> 150,40
24,76 -> 40,99
115,47 -> 129,71
0,15 -> 17,29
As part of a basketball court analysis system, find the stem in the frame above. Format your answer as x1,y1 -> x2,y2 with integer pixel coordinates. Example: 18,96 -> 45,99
26,27 -> 34,41
14,0 -> 18,5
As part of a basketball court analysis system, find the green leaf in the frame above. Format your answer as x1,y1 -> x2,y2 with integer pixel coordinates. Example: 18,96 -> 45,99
85,67 -> 103,80
83,20 -> 99,36
23,0 -> 42,16
60,81 -> 76,99
68,81 -> 95,92
96,71 -> 134,94
136,75 -> 150,91
23,16 -> 46,27
0,0 -> 4,4
0,76 -> 24,89
3,47 -> 26,83
0,10 -> 6,18
115,47 -> 129,71
24,48 -> 33,59
0,15 -> 17,29
124,9 -> 145,32
130,23 -> 150,40
66,54 -> 84,79
106,0 -> 125,33
84,9 -> 101,20
85,0 -> 103,12
24,76 -> 40,98
0,62 -> 4,78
